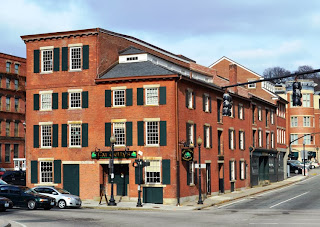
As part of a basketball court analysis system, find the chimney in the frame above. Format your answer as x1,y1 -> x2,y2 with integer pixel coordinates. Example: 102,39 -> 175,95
229,64 -> 238,94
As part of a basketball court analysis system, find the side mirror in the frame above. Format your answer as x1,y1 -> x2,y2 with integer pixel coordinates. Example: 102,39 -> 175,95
52,192 -> 58,195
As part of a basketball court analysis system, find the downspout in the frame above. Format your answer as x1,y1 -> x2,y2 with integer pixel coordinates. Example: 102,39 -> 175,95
176,76 -> 182,206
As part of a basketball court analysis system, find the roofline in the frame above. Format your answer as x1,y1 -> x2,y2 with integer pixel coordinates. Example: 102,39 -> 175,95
209,56 -> 262,78
0,52 -> 26,61
250,94 -> 277,107
95,74 -> 180,84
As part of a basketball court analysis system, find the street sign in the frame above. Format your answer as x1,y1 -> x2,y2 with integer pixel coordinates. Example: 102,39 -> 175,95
181,148 -> 194,161
91,150 -> 137,159
195,164 -> 206,169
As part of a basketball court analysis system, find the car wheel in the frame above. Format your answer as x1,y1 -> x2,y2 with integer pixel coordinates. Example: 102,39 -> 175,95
27,200 -> 37,210
58,200 -> 66,209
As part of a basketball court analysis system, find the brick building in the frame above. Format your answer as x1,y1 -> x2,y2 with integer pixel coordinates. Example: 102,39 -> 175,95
0,53 -> 26,171
21,28 -> 254,204
210,57 -> 288,186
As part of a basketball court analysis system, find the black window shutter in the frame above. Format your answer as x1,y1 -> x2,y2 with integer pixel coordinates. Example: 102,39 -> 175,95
62,47 -> 68,71
234,130 -> 236,149
52,124 -> 58,147
229,161 -> 232,180
82,123 -> 88,147
202,94 -> 205,111
239,131 -> 241,149
53,48 -> 60,71
209,97 -> 212,113
34,50 -> 39,73
210,126 -> 212,148
229,129 -> 231,149
34,94 -> 39,110
203,125 -> 207,148
245,161 -> 247,179
186,123 -> 190,145
126,89 -> 133,106
126,122 -> 132,146
137,88 -> 144,105
187,162 -> 190,185
52,93 -> 58,109
193,124 -> 197,146
31,160 -> 38,183
243,132 -> 246,150
62,92 -> 68,109
137,121 -> 144,146
162,159 -> 170,184
160,121 -> 167,146
54,160 -> 61,183
33,125 -> 39,148
185,90 -> 188,108
159,87 -> 166,105
82,91 -> 88,108
239,161 -> 242,180
243,107 -> 245,119
235,161 -> 237,180
194,161 -> 198,185
135,160 -> 143,184
238,105 -> 240,119
105,123 -> 111,147
83,45 -> 89,69
61,124 -> 67,147
105,90 -> 111,107
193,92 -> 196,109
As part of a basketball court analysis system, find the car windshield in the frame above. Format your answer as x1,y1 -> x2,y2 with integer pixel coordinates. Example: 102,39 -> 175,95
23,187 -> 36,194
55,187 -> 70,194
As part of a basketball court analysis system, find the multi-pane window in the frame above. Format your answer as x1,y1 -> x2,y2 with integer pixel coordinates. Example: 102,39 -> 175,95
113,122 -> 125,146
145,160 -> 161,184
187,90 -> 193,109
146,121 -> 159,145
252,105 -> 256,124
40,161 -> 53,183
5,144 -> 10,162
14,80 -> 18,90
41,93 -> 52,111
271,132 -> 274,148
6,78 -> 10,89
266,132 -> 270,149
6,97 -> 10,111
146,88 -> 159,105
187,123 -> 194,146
13,144 -> 18,158
290,134 -> 298,145
6,122 -> 10,137
113,90 -> 125,107
229,129 -> 235,150
204,95 -> 209,112
217,99 -> 222,123
239,131 -> 245,150
266,109 -> 269,127
271,110 -> 274,124
258,130 -> 263,147
205,125 -> 210,148
41,124 -> 52,148
291,116 -> 298,127
14,64 -> 19,74
70,92 -> 81,108
70,124 -> 81,147
6,62 -> 11,73
240,161 -> 245,180
258,107 -> 262,121
238,105 -> 244,120
15,98 -> 19,112
304,134 -> 312,145
303,116 -> 310,127
230,161 -> 235,180
41,49 -> 53,72
189,161 -> 195,185
252,130 -> 256,147
70,47 -> 81,70
14,122 -> 18,137
302,94 -> 310,107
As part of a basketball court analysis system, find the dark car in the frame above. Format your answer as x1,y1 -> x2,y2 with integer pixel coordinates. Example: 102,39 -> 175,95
0,185 -> 55,210
287,160 -> 304,173
2,171 -> 26,186
0,196 -> 13,212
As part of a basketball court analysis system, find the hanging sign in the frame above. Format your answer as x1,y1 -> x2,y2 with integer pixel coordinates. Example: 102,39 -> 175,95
181,148 -> 194,161
91,150 -> 137,159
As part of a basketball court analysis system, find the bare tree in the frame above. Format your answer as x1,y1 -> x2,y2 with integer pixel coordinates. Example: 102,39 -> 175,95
263,66 -> 291,83
295,65 -> 319,79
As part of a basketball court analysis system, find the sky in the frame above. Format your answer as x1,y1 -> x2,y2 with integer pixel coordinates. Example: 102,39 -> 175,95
1,0 -> 320,75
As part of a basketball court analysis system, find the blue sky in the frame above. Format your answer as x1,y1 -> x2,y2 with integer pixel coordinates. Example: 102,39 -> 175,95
1,0 -> 320,75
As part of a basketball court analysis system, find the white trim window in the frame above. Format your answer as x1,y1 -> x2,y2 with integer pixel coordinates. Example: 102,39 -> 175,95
258,130 -> 263,147
113,122 -> 125,146
303,116 -> 310,127
230,161 -> 235,181
69,91 -> 81,109
40,93 -> 52,111
290,134 -> 298,145
145,160 -> 161,184
302,94 -> 310,107
239,131 -> 244,150
239,105 -> 244,120
41,124 -> 52,148
187,123 -> 194,146
146,88 -> 159,105
271,132 -> 275,148
6,62 -> 11,73
291,116 -> 298,127
240,161 -> 245,180
187,89 -> 193,109
40,161 -> 53,183
146,121 -> 159,145
14,64 -> 19,74
41,49 -> 53,73
204,95 -> 209,112
6,97 -> 10,111
248,80 -> 256,89
204,125 -> 210,148
189,161 -> 195,185
229,129 -> 235,150
271,110 -> 274,124
304,134 -> 312,145
258,107 -> 262,121
113,89 -> 125,107
6,78 -> 10,89
70,46 -> 82,70
69,124 -> 81,147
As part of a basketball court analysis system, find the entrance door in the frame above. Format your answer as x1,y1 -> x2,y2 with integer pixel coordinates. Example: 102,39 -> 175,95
218,163 -> 224,193
63,164 -> 79,196
259,157 -> 269,183
113,164 -> 129,196
206,163 -> 211,195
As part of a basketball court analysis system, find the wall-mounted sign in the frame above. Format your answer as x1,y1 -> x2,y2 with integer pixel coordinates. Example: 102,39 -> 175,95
91,151 -> 137,159
181,148 -> 194,161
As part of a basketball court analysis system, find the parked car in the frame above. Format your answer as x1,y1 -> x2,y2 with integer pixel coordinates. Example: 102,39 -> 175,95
0,196 -> 13,212
1,171 -> 26,186
306,161 -> 319,169
0,179 -> 7,185
287,160 -> 304,173
0,185 -> 55,210
33,186 -> 81,209
0,168 -> 6,177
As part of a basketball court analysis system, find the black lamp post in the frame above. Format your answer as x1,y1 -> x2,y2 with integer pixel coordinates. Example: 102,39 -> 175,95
197,136 -> 203,205
136,150 -> 143,207
108,135 -> 117,206
303,139 -> 306,176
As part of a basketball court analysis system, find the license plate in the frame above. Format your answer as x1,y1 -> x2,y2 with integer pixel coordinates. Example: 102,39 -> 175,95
50,202 -> 55,205
4,203 -> 9,207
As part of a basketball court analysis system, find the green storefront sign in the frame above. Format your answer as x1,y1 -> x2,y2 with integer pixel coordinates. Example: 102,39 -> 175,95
181,148 -> 194,161
91,150 -> 137,159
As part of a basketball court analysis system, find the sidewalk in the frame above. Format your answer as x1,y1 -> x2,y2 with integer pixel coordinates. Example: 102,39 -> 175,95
82,174 -> 308,211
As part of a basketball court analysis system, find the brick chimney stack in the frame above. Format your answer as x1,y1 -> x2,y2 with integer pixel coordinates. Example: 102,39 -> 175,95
229,63 -> 238,94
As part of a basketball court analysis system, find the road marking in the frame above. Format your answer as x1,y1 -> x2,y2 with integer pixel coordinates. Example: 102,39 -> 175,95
217,198 -> 248,208
269,191 -> 309,208
10,220 -> 27,227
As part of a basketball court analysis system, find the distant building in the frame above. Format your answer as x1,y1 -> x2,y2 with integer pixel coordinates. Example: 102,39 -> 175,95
0,52 -> 26,171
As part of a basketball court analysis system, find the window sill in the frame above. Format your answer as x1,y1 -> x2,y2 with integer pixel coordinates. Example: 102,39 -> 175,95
69,146 -> 82,149
145,144 -> 160,147
35,183 -> 58,186
69,69 -> 82,72
68,107 -> 82,110
142,184 -> 166,188
114,145 -> 126,148
40,71 -> 53,74
112,106 -> 126,108
40,147 -> 52,149
188,106 -> 194,110
230,180 -> 236,183
189,183 -> 195,187
40,109 -> 52,112
145,104 -> 159,107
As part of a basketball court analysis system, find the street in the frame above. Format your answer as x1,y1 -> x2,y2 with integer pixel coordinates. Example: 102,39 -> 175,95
1,169 -> 320,227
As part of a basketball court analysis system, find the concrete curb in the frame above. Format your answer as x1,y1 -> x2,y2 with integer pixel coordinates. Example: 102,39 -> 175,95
0,220 -> 11,227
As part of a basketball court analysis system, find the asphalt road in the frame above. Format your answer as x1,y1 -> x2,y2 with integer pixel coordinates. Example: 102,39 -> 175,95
2,169 -> 320,227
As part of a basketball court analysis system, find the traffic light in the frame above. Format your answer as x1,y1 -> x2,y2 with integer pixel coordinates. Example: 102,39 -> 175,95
222,92 -> 232,116
292,81 -> 302,106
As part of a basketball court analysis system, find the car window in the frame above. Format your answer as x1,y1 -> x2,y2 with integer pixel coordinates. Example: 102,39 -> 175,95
0,186 -> 10,193
34,188 -> 44,193
10,188 -> 21,194
56,188 -> 70,194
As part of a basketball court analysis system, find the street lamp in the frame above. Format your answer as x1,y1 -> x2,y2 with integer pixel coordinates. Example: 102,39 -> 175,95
136,150 -> 143,207
197,136 -> 203,205
108,135 -> 117,206
303,139 -> 306,176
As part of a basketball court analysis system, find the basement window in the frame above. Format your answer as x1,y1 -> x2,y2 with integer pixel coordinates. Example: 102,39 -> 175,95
126,57 -> 138,61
